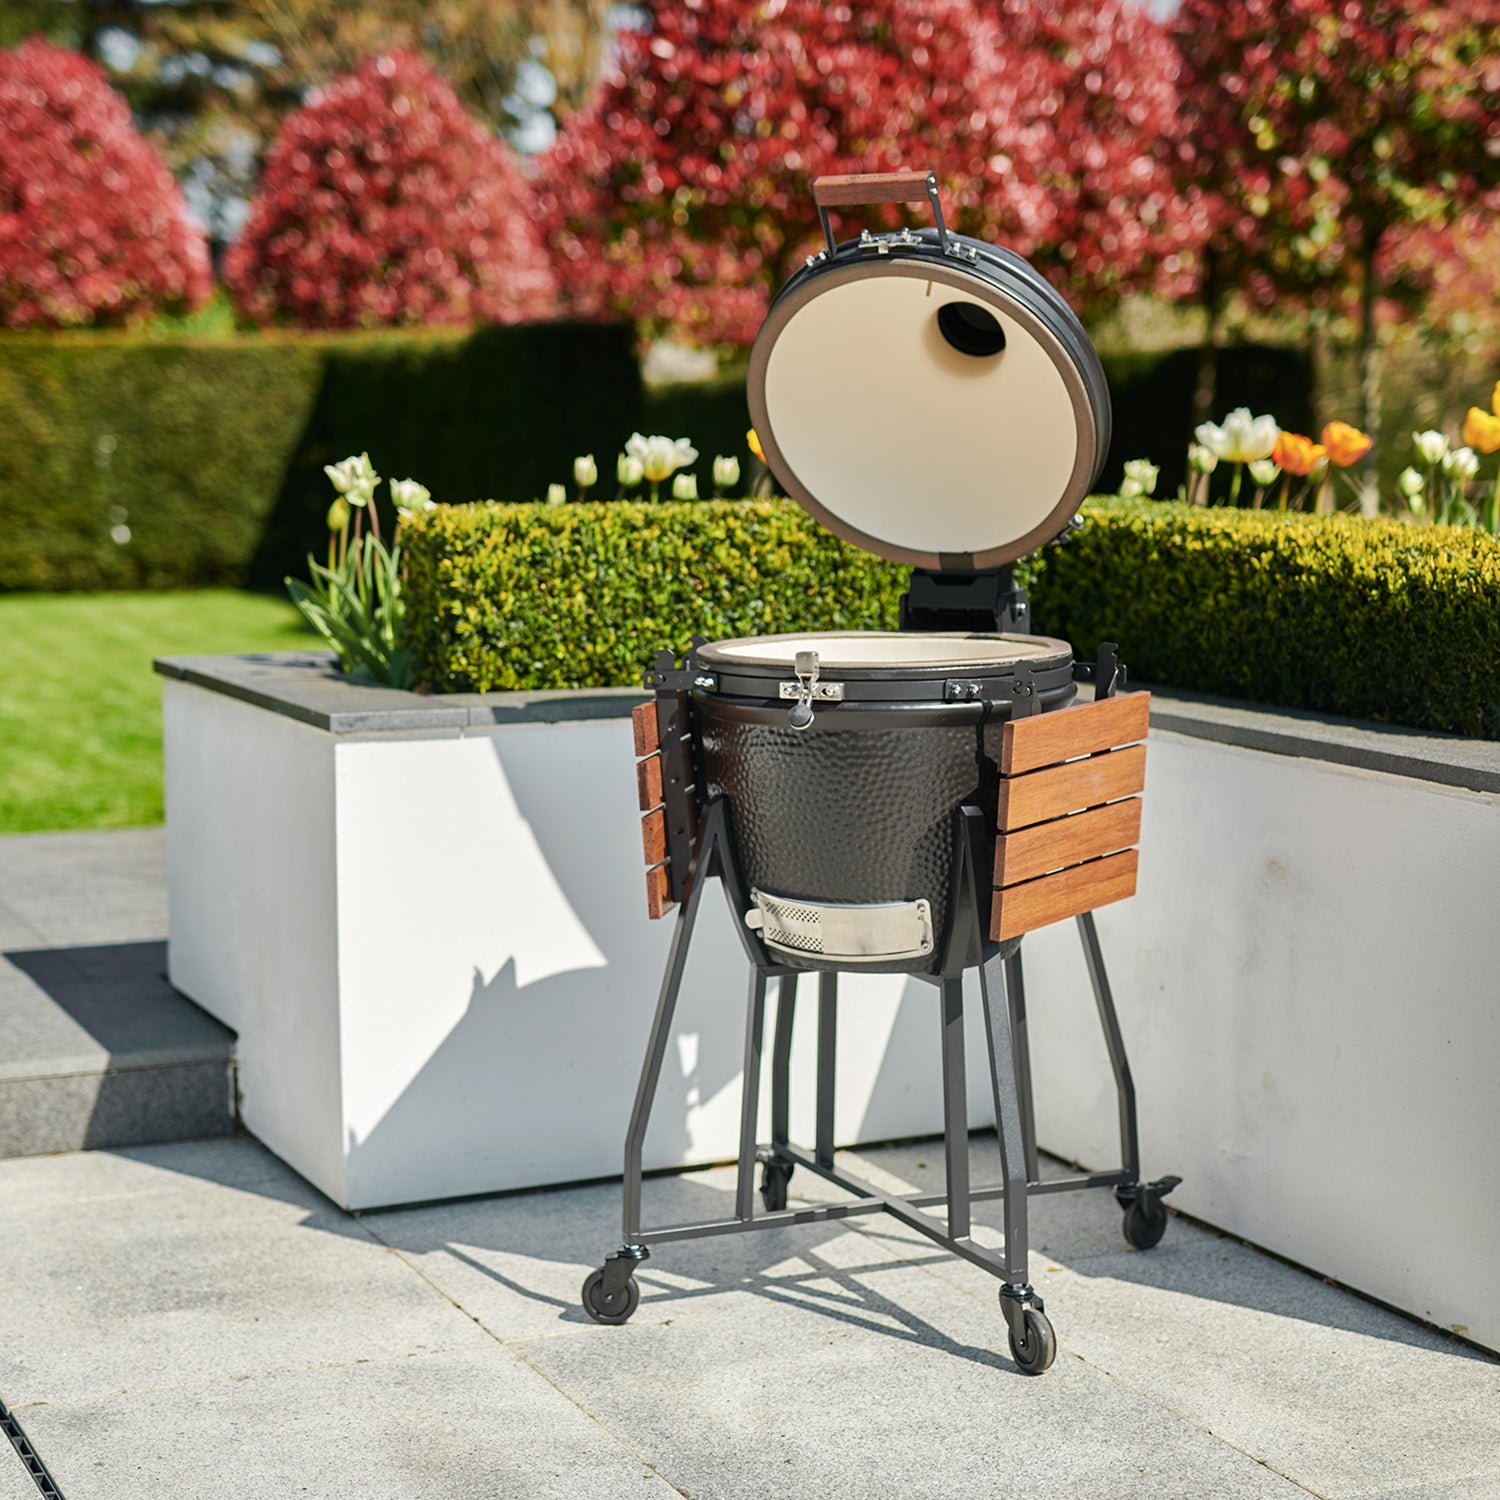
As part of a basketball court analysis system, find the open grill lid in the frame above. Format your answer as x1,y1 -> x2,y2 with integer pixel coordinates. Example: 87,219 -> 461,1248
746,170 -> 1112,571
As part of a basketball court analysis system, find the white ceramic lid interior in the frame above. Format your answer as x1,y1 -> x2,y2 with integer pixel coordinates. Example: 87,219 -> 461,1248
701,631 -> 1054,669
761,272 -> 1080,558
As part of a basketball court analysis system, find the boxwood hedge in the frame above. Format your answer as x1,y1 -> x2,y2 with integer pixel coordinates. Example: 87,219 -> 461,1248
402,497 -> 1500,739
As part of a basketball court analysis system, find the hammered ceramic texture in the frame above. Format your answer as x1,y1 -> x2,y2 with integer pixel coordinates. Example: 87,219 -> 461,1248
700,710 -> 1008,974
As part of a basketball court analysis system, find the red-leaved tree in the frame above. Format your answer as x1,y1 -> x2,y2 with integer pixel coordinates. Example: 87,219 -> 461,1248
1169,0 -> 1500,490
539,0 -> 1193,346
0,37 -> 211,329
977,0 -> 1203,309
227,49 -> 557,328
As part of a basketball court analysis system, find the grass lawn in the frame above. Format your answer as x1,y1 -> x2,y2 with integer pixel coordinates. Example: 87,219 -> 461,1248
0,590 -> 315,834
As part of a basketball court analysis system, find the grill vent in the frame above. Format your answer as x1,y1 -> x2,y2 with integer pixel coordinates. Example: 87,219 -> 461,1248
745,889 -> 933,964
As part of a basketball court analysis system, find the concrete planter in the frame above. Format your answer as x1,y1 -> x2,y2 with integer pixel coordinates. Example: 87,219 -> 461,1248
157,653 -> 1500,1350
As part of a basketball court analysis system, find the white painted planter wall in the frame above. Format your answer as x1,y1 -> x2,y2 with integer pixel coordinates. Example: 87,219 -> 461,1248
161,661 -> 1500,1351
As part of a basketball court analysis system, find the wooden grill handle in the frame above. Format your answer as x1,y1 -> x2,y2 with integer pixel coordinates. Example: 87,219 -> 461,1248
810,170 -> 950,256
812,170 -> 937,207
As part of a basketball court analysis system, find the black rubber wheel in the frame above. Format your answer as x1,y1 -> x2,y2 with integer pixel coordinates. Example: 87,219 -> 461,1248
582,1268 -> 640,1325
760,1161 -> 794,1213
1008,1306 -> 1057,1375
1123,1196 -> 1169,1250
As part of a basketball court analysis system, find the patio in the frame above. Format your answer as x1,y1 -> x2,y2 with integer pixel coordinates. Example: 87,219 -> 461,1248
0,828 -> 1496,1499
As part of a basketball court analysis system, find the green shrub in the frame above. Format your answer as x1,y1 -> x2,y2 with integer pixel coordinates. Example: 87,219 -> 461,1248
403,495 -> 1499,739
1030,500 -> 1500,739
402,499 -> 915,691
0,322 -> 641,591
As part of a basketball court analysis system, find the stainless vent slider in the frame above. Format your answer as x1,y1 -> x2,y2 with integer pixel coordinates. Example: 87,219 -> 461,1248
745,888 -> 934,963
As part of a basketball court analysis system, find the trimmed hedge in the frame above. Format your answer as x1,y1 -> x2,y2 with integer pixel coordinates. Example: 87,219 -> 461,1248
0,323 -> 640,591
404,500 -> 919,692
1033,501 -> 1500,738
403,497 -> 1500,739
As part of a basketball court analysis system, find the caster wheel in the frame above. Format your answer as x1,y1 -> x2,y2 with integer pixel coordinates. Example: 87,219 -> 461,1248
1122,1195 -> 1169,1250
582,1267 -> 640,1325
760,1160 -> 794,1213
1008,1306 -> 1057,1375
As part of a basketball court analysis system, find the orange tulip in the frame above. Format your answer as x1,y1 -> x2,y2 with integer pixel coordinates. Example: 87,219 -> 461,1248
1272,432 -> 1327,476
1462,406 -> 1500,455
1320,421 -> 1373,468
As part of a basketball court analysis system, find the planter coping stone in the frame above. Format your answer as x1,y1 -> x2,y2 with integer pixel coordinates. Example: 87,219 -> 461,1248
155,651 -> 1500,796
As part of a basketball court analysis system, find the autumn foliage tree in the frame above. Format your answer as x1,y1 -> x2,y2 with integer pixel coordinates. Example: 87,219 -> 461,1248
538,0 -> 1190,346
1169,0 -> 1500,490
0,37 -> 211,329
227,49 -> 557,328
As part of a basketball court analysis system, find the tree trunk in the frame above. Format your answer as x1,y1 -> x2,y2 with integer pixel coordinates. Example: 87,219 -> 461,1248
1191,255 -> 1223,434
1357,228 -> 1383,518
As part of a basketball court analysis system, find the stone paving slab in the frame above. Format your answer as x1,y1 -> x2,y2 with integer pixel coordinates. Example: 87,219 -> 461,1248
0,1140 -> 491,1406
1,1135 -> 1496,1499
19,1349 -> 676,1500
0,829 -> 166,949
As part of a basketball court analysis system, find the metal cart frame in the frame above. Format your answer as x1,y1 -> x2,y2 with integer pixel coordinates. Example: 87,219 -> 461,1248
583,790 -> 1179,1373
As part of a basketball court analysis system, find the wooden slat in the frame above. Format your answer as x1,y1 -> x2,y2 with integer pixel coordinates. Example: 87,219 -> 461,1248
1001,692 -> 1150,776
997,743 -> 1146,832
990,849 -> 1139,941
631,700 -> 659,757
641,807 -> 667,866
994,798 -> 1142,888
645,862 -> 673,920
636,754 -> 663,812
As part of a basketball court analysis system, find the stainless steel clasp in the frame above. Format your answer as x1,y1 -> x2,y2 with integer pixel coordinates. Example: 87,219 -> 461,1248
778,650 -> 843,730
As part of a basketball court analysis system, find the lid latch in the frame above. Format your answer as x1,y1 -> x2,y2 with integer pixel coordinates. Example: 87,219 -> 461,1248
779,650 -> 844,730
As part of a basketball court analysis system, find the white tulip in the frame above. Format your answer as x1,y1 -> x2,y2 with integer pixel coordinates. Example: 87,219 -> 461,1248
573,454 -> 598,489
617,453 -> 645,487
713,454 -> 741,490
1443,446 -> 1480,483
324,452 -> 379,506
672,472 -> 699,500
1194,408 -> 1280,464
1187,442 -> 1219,476
1397,466 -> 1426,499
1120,458 -> 1159,497
625,432 -> 698,483
1412,429 -> 1450,466
1248,458 -> 1280,487
546,483 -> 567,506
389,478 -> 433,519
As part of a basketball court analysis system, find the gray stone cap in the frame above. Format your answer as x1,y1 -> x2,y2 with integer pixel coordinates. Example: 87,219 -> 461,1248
155,651 -> 1500,795
153,652 -> 644,734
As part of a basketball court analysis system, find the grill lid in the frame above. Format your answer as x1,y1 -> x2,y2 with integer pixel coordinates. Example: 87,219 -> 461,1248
746,170 -> 1111,572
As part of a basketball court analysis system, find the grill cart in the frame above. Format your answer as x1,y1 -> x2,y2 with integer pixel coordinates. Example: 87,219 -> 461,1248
582,171 -> 1179,1374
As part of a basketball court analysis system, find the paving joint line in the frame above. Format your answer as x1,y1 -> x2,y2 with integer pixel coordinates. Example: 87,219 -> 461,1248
361,1227 -> 692,1498
1066,1352 -> 1333,1499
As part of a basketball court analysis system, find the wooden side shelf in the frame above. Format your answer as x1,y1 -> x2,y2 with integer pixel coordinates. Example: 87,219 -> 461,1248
632,699 -> 697,919
990,693 -> 1150,942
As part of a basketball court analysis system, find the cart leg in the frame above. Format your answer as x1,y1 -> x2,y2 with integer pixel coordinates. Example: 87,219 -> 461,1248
939,976 -> 971,1240
1004,945 -> 1040,1185
1076,912 -> 1180,1249
760,975 -> 798,1211
815,971 -> 837,1169
979,942 -> 1055,1373
735,969 -> 769,1221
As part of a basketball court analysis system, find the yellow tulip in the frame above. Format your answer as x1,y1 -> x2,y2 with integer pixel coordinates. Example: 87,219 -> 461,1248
1461,406 -> 1500,455
747,428 -> 765,462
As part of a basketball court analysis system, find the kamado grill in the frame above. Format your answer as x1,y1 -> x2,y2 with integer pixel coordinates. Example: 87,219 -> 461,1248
582,172 -> 1179,1374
